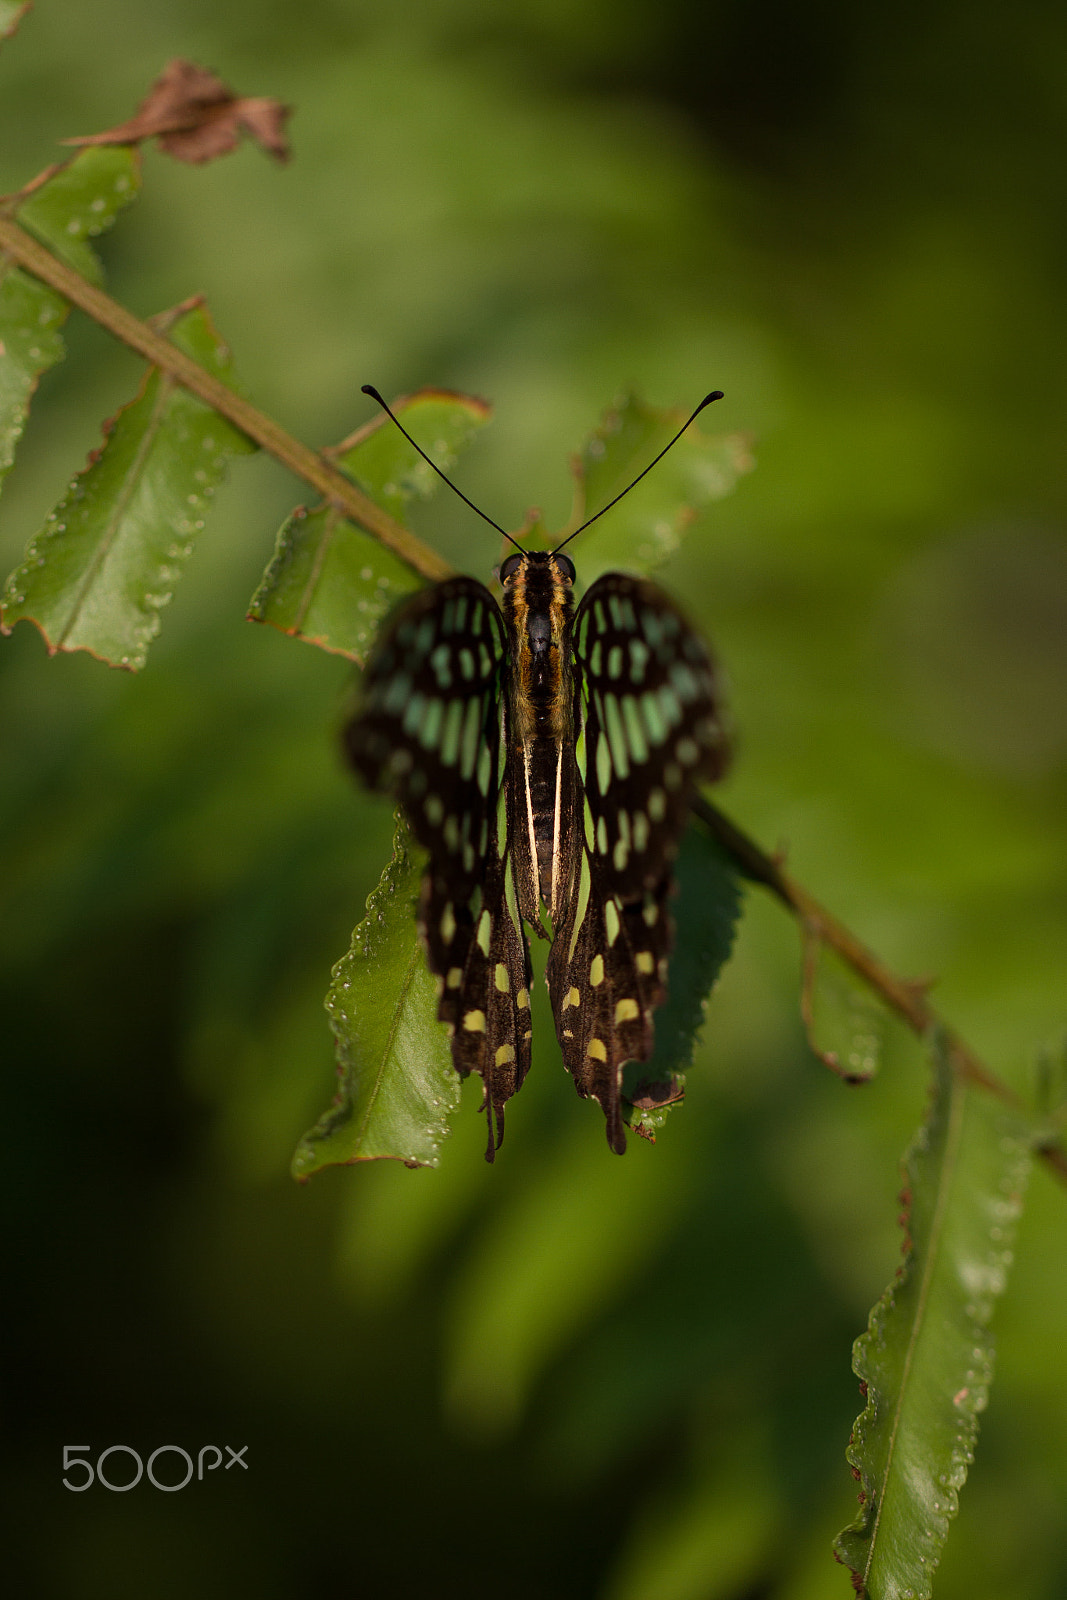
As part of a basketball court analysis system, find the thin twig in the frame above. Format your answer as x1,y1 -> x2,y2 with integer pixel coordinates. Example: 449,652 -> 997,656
0,214 -> 452,581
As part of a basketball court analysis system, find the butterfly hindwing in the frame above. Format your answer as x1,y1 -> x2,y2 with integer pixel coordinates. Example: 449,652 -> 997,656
546,858 -> 670,1154
345,576 -> 532,1156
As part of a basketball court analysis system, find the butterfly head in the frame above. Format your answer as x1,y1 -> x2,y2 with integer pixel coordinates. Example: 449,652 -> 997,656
499,547 -> 576,639
499,547 -> 575,588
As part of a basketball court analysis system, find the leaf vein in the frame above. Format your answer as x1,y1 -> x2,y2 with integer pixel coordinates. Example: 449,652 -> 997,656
351,932 -> 424,1153
862,1062 -> 967,1587
293,503 -> 340,630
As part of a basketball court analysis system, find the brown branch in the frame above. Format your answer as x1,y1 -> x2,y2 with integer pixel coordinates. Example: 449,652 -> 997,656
692,795 -> 1067,1185
0,214 -> 452,582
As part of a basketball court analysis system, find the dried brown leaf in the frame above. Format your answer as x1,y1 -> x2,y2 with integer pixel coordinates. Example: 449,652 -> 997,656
63,59 -> 290,165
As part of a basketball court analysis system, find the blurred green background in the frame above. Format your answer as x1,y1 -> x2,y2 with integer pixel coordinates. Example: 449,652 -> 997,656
3,2 -> 1066,1595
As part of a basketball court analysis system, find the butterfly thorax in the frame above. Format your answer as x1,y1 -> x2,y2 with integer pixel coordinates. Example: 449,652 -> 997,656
500,550 -> 574,743
500,550 -> 578,918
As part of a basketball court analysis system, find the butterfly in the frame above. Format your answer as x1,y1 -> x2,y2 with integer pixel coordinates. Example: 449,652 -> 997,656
345,388 -> 730,1159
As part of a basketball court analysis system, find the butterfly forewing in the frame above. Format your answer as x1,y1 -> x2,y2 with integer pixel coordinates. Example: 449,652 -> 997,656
572,572 -> 729,896
345,576 -> 533,1156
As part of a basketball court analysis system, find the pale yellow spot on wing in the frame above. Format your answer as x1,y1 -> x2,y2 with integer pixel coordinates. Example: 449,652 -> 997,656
587,1038 -> 608,1061
589,954 -> 605,986
494,962 -> 510,992
615,998 -> 640,1024
495,1042 -> 516,1066
463,1010 -> 486,1032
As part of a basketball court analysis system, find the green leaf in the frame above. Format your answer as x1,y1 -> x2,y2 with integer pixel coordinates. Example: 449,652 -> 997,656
564,391 -> 754,585
292,813 -> 459,1175
0,265 -> 68,494
1,148 -> 141,497
1,300 -> 255,668
835,1034 -> 1032,1598
247,503 -> 422,663
800,929 -> 887,1084
248,388 -> 490,660
15,147 -> 141,286
331,387 -> 491,522
622,823 -> 743,1140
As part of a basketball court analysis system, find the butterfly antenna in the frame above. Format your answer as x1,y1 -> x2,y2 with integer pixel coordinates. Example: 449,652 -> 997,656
361,385 -> 525,552
552,390 -> 724,555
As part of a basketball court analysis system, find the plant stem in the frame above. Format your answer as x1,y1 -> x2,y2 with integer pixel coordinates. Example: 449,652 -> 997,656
0,215 -> 452,581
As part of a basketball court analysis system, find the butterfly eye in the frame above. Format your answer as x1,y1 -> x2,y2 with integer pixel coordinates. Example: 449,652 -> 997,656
554,553 -> 576,584
500,554 -> 524,584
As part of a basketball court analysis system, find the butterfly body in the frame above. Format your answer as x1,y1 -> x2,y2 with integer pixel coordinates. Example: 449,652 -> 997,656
498,549 -> 578,923
346,542 -> 728,1160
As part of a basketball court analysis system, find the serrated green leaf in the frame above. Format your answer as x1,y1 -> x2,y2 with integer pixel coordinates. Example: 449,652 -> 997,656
622,823 -> 743,1140
564,391 -> 754,585
0,264 -> 68,494
801,931 -> 886,1084
293,814 -> 459,1174
0,149 -> 138,496
1,300 -> 255,668
332,387 -> 491,522
247,503 -> 421,663
835,1034 -> 1032,1598
249,389 -> 490,660
15,147 -> 140,286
